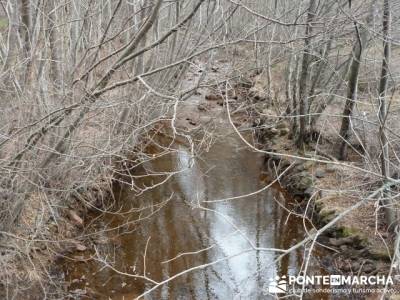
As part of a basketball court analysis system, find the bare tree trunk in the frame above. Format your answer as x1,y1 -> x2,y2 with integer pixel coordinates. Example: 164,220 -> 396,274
378,0 -> 396,228
46,0 -> 60,86
266,1 -> 277,93
2,0 -> 19,89
379,0 -> 390,180
308,38 -> 332,99
296,0 -> 317,148
19,0 -> 31,84
135,0 -> 147,75
310,57 -> 351,131
338,23 -> 366,160
291,55 -> 300,135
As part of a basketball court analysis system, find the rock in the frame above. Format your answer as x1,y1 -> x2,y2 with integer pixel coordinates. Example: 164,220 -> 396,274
259,127 -> 279,139
276,122 -> 288,129
255,102 -> 267,112
293,162 -> 306,172
304,187 -> 314,197
185,117 -> 198,126
249,87 -> 267,101
380,232 -> 389,238
278,159 -> 291,169
262,108 -> 275,116
75,243 -> 87,252
351,261 -> 361,270
368,247 -> 391,261
314,169 -> 326,178
205,94 -> 223,101
329,236 -> 357,247
269,128 -> 279,135
287,171 -> 313,195
197,103 -> 207,111
238,78 -> 253,89
326,164 -> 338,173
233,121 -> 241,127
303,161 -> 316,169
68,210 -> 83,227
279,128 -> 290,136
319,208 -> 336,223
361,263 -> 376,273
297,172 -> 313,189
341,263 -> 351,272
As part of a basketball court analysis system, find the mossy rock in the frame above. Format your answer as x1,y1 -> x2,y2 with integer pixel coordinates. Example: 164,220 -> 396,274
368,246 -> 392,261
0,17 -> 8,30
338,226 -> 359,237
303,160 -> 316,169
337,227 -> 369,247
296,172 -> 313,188
318,208 -> 336,224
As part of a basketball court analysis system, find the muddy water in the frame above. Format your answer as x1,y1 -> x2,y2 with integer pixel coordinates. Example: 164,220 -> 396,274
64,130 -> 325,299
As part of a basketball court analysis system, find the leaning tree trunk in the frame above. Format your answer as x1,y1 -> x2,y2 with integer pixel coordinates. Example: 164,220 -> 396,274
296,0 -> 317,149
338,23 -> 366,160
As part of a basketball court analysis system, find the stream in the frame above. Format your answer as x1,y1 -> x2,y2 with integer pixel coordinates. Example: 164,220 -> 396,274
63,125 -> 326,299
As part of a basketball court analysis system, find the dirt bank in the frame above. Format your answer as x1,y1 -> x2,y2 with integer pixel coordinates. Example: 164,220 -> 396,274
234,71 -> 397,284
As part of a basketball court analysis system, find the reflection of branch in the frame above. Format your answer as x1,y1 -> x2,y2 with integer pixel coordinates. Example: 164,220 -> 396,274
161,245 -> 214,265
143,236 -> 151,278
135,247 -> 280,300
137,185 -> 382,300
202,163 -> 293,203
94,246 -> 158,285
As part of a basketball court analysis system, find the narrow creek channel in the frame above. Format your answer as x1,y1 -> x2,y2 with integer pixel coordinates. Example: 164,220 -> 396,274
63,127 -> 327,299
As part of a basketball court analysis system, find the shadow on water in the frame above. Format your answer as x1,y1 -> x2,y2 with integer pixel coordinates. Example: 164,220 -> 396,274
63,131 -> 328,299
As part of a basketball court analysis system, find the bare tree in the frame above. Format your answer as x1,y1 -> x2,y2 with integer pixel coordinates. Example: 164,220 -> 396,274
338,11 -> 370,160
378,0 -> 396,228
296,0 -> 317,149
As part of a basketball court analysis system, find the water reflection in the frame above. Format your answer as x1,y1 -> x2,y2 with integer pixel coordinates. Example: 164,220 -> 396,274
64,132 -> 321,299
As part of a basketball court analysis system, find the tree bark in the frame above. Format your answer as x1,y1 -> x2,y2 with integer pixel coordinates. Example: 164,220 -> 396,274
2,1 -> 19,89
338,22 -> 367,160
19,0 -> 31,84
46,0 -> 60,86
296,0 -> 317,148
378,0 -> 396,228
